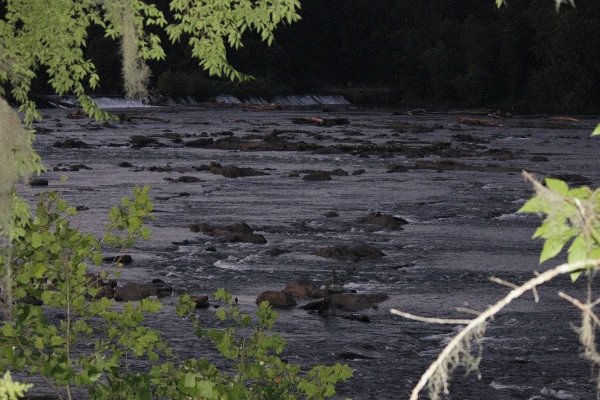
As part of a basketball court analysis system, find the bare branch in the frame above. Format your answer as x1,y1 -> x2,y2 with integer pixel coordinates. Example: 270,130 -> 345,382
390,310 -> 471,325
393,259 -> 600,400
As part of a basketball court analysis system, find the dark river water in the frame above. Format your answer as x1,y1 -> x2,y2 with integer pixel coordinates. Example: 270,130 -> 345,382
19,104 -> 600,399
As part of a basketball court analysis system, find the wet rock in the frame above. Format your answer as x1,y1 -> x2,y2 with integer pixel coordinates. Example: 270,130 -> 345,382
301,299 -> 324,311
330,168 -> 349,176
189,222 -> 267,244
452,133 -> 488,144
205,246 -> 217,252
284,280 -> 326,299
103,254 -> 133,264
303,171 -> 332,181
29,178 -> 48,187
52,164 -> 92,172
129,135 -> 163,149
330,293 -> 388,311
529,155 -> 549,162
86,274 -> 117,299
339,313 -> 370,323
386,164 -> 409,173
323,210 -> 339,218
338,351 -> 375,360
357,211 -> 408,230
267,247 -> 289,257
457,116 -> 505,127
314,244 -> 384,262
190,295 -> 210,309
485,148 -> 514,160
53,138 -> 90,148
175,176 -> 203,183
550,173 -> 591,186
149,164 -> 172,172
288,172 -> 300,178
163,132 -> 182,143
118,161 -> 134,168
196,162 -> 269,178
184,138 -> 214,147
352,169 -> 366,176
256,291 -> 297,308
114,283 -> 157,301
292,117 -> 349,126
391,121 -> 442,133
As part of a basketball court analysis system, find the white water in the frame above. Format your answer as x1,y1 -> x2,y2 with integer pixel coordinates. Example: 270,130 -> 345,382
215,94 -> 350,106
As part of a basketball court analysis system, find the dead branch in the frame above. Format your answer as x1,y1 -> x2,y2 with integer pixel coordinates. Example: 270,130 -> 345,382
393,259 -> 600,400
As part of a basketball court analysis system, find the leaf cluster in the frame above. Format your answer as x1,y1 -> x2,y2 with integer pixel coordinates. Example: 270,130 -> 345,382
519,176 -> 600,281
174,289 -> 353,400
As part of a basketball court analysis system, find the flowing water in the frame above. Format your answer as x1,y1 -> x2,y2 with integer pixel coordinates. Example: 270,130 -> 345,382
20,104 -> 600,399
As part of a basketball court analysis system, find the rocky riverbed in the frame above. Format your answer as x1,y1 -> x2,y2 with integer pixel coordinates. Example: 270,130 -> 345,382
19,104 -> 600,399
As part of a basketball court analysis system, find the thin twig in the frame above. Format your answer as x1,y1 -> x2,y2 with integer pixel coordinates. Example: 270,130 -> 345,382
393,259 -> 600,400
559,291 -> 600,326
490,276 -> 539,303
455,307 -> 481,317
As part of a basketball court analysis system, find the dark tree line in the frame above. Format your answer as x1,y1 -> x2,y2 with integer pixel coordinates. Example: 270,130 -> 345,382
39,0 -> 600,113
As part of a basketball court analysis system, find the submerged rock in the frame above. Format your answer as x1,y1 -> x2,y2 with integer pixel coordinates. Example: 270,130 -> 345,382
314,244 -> 385,262
103,254 -> 133,264
53,138 -> 90,148
303,171 -> 332,181
196,162 -> 269,178
129,135 -> 163,149
330,293 -> 388,311
358,211 -> 408,230
189,222 -> 267,244
256,291 -> 297,308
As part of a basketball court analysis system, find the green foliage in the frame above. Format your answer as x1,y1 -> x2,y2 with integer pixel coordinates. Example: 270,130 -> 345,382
0,189 -> 163,399
0,0 -> 300,121
518,175 -> 600,281
175,289 -> 353,400
167,0 -> 301,81
0,371 -> 31,400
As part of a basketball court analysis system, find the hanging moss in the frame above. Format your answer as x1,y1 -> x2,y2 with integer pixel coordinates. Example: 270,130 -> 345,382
0,98 -> 41,236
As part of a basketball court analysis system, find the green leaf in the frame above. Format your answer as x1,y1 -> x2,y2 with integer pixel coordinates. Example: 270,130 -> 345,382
184,373 -> 195,388
540,238 -> 564,263
31,232 -> 43,248
592,123 -> 600,137
567,235 -> 587,263
518,196 -> 542,213
545,178 -> 569,195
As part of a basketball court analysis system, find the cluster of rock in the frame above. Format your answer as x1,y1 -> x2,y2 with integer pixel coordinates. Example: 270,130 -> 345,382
189,221 -> 267,244
255,280 -> 388,323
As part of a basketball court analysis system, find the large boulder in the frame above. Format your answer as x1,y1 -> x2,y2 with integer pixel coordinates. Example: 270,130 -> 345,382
114,283 -> 157,301
113,281 -> 173,302
256,291 -> 297,308
314,244 -> 384,262
357,211 -> 408,230
284,280 -> 326,299
86,274 -> 117,299
189,295 -> 210,309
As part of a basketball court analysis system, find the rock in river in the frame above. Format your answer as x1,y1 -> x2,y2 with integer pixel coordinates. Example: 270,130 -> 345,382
256,291 -> 297,308
284,280 -> 326,299
189,221 -> 267,244
357,211 -> 408,230
315,244 -> 384,262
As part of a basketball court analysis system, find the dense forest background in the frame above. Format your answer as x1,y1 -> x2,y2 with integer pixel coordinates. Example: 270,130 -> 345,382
36,0 -> 600,113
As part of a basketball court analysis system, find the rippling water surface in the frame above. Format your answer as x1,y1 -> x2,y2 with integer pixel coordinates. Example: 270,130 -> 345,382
21,106 -> 600,399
